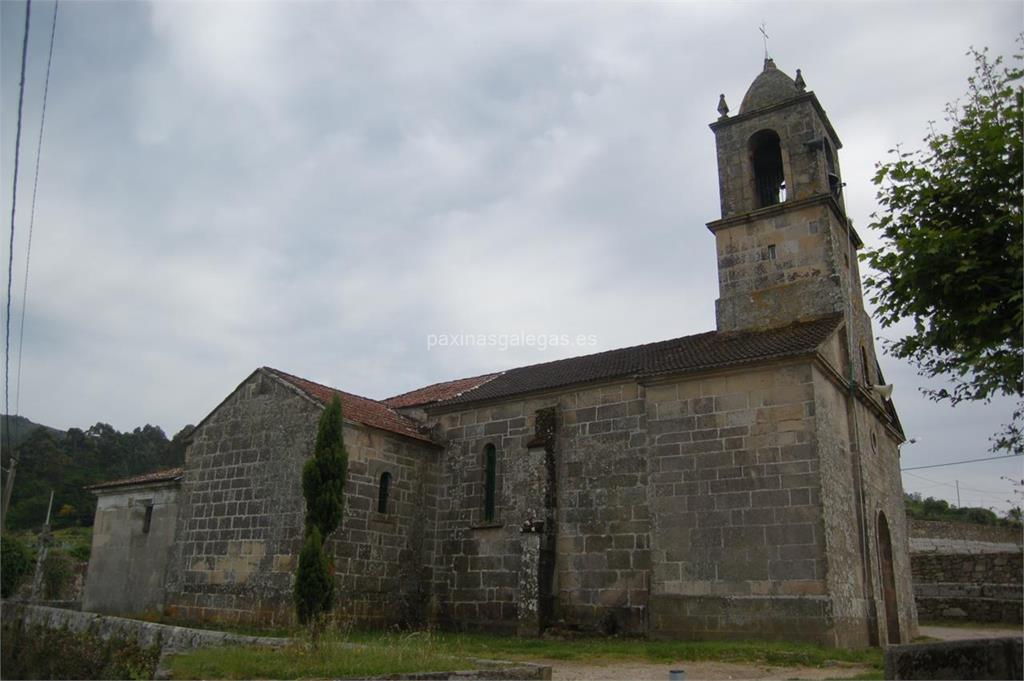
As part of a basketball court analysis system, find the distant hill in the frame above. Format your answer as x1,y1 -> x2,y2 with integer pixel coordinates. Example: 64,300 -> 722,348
1,420 -> 192,531
1,415 -> 65,447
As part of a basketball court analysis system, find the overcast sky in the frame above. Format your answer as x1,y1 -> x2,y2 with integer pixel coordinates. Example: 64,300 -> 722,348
2,1 -> 1021,512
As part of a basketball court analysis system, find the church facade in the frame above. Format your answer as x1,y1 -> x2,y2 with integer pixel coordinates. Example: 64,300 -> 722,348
86,60 -> 917,647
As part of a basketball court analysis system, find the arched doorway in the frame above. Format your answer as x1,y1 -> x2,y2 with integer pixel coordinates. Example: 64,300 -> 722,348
877,511 -> 901,644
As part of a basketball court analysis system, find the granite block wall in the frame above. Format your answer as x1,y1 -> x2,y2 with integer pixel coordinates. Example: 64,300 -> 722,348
910,521 -> 1023,624
164,369 -> 438,627
430,380 -> 650,635
646,361 -> 839,644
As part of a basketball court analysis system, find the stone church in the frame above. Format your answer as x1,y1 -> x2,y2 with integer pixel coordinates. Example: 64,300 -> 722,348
84,59 -> 917,647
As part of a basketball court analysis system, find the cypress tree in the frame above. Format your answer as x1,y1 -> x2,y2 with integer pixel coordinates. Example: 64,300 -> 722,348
294,394 -> 348,628
294,527 -> 333,625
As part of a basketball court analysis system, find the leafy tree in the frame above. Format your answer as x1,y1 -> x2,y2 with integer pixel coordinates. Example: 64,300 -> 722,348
862,45 -> 1023,453
2,420 -> 189,531
294,395 -> 348,631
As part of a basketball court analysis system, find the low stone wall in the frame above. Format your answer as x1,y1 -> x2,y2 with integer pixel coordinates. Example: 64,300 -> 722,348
909,520 -> 1022,546
909,520 -> 1023,624
0,603 -> 287,652
1,604 -> 552,680
884,637 -> 1023,680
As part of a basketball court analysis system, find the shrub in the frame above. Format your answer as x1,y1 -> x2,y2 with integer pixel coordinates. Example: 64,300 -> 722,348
1,534 -> 33,597
1,619 -> 159,680
42,550 -> 72,600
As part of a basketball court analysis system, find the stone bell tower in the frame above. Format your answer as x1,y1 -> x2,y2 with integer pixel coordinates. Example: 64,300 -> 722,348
708,58 -> 860,334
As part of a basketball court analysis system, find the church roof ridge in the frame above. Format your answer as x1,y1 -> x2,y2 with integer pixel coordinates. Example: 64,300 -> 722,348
399,314 -> 843,409
383,372 -> 503,409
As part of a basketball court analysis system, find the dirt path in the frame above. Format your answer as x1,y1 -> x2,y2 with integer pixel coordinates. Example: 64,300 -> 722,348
919,624 -> 1022,641
540,658 -> 873,680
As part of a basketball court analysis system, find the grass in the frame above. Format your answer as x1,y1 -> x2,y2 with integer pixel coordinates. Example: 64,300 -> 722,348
167,634 -> 480,680
404,632 -> 885,669
167,628 -> 884,679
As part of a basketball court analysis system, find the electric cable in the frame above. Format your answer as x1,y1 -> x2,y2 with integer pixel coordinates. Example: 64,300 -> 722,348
15,0 -> 59,416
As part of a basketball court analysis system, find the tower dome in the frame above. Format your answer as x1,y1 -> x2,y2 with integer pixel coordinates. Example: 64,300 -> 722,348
738,58 -> 800,114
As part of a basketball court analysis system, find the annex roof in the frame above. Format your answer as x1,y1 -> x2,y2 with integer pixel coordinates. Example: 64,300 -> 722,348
264,367 -> 433,443
88,467 -> 183,492
388,314 -> 844,409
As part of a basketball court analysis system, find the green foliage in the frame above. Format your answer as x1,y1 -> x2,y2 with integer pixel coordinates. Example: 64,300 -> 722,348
52,526 -> 94,562
1,534 -> 33,597
42,550 -> 73,599
862,45 -> 1023,452
293,528 -> 334,626
294,395 -> 348,630
302,396 -> 348,538
1,619 -> 159,680
904,492 -> 1022,527
1,422 -> 191,531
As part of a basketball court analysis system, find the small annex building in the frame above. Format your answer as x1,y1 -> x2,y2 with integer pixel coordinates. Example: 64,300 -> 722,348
82,467 -> 183,616
85,60 -> 918,647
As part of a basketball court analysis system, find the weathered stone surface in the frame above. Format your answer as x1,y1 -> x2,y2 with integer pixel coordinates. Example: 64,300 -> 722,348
83,479 -> 180,616
163,369 -> 439,627
884,637 -> 1023,680
908,524 -> 1023,624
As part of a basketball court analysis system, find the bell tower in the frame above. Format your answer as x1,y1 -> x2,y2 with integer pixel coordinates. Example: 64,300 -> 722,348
708,59 -> 860,334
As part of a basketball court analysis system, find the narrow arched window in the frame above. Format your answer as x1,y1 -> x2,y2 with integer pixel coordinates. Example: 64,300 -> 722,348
377,472 -> 391,514
483,444 -> 496,522
749,130 -> 785,208
824,141 -> 841,198
861,347 -> 872,385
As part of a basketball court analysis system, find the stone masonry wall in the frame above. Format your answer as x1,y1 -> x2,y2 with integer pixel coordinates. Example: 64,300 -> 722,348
853,392 -> 919,644
429,380 -> 650,635
910,521 -> 1022,624
713,201 -> 848,332
911,520 -> 1022,546
645,360 -> 839,644
812,362 -> 869,646
164,369 -> 438,627
83,481 -> 180,617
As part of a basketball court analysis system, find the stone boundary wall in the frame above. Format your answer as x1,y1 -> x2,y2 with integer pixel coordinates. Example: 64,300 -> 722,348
910,519 -> 1022,546
1,604 -> 551,681
0,603 -> 288,652
909,519 -> 1023,624
884,637 -> 1023,680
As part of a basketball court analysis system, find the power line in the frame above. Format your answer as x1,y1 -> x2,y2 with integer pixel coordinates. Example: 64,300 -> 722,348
3,0 -> 33,528
901,453 -> 1023,472
903,470 -> 1008,498
15,0 -> 58,416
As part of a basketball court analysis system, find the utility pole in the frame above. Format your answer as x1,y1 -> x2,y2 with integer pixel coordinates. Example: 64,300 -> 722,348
30,490 -> 54,601
955,480 -> 961,508
1,450 -> 18,529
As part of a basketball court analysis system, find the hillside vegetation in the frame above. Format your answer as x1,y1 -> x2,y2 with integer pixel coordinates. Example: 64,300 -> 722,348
1,420 -> 191,531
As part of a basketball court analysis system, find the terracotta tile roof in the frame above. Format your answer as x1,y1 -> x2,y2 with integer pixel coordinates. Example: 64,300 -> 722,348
264,368 -> 434,443
430,315 -> 844,407
88,467 -> 183,492
383,373 -> 501,409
